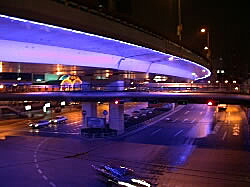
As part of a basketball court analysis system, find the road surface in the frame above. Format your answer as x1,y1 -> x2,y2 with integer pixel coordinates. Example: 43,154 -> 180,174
0,104 -> 249,186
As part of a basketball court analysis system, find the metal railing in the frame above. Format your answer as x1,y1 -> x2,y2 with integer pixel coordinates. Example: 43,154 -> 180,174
0,83 -> 248,94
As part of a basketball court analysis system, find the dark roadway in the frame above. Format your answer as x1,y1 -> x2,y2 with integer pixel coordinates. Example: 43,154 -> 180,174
0,104 -> 250,187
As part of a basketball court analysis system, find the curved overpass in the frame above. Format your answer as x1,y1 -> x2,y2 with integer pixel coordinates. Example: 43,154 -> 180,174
0,0 -> 210,80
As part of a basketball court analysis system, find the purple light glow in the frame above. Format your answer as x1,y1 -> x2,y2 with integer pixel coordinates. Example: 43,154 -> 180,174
0,14 -> 211,79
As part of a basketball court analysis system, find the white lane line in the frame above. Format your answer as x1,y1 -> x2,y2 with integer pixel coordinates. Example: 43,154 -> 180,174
184,111 -> 190,115
191,119 -> 196,123
34,158 -> 37,163
35,164 -> 39,168
183,119 -> 188,122
222,131 -> 227,141
185,138 -> 194,145
200,112 -> 203,115
172,119 -> 178,122
43,175 -> 48,181
189,138 -> 195,145
49,182 -> 57,187
174,129 -> 184,137
38,169 -> 42,174
212,124 -> 221,134
151,128 -> 162,135
38,131 -> 80,135
191,106 -> 194,109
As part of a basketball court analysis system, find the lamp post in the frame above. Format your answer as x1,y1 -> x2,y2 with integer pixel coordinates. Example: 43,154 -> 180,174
200,28 -> 211,60
177,0 -> 183,41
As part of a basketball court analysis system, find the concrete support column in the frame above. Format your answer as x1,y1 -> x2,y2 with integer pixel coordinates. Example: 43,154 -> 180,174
109,103 -> 124,134
82,102 -> 97,127
172,103 -> 176,111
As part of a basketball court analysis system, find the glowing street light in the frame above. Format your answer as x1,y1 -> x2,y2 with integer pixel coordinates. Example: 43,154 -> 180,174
225,80 -> 228,84
233,80 -> 237,84
208,81 -> 211,84
200,27 -> 211,60
216,80 -> 219,83
200,28 -> 206,33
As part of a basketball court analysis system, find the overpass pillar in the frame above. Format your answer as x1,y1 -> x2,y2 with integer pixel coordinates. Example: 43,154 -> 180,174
82,102 -> 97,127
109,102 -> 124,134
172,103 -> 176,111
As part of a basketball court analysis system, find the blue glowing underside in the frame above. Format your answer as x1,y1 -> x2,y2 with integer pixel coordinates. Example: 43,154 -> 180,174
0,14 -> 210,80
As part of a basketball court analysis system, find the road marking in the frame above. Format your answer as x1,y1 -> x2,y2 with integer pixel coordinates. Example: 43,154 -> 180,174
185,138 -> 195,145
38,169 -> 42,174
222,131 -> 227,141
121,105 -> 185,138
151,128 -> 162,135
183,119 -> 188,122
35,164 -> 39,168
43,175 -> 48,181
200,112 -> 203,115
172,119 -> 178,122
189,138 -> 195,145
49,182 -> 57,187
34,158 -> 37,162
184,111 -> 190,115
211,123 -> 221,134
174,129 -> 184,137
37,131 -> 80,135
191,119 -> 196,123
191,106 -> 194,109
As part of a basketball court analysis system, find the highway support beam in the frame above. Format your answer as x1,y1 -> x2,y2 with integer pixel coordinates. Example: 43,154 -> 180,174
109,102 -> 124,135
82,102 -> 97,127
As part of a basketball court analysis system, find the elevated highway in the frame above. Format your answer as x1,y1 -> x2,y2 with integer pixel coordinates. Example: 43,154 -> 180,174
0,0 -> 210,80
1,92 -> 250,105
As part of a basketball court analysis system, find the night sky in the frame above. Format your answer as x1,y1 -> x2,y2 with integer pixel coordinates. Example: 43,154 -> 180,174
181,0 -> 250,77
124,0 -> 250,79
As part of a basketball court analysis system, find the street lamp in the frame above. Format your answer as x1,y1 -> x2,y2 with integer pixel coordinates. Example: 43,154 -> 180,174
201,28 -> 206,33
200,28 -> 211,59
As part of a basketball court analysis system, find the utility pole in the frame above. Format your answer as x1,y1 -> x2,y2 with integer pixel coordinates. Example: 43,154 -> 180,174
177,0 -> 183,42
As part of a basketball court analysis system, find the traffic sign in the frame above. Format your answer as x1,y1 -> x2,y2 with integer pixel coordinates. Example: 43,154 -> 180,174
82,110 -> 87,115
103,110 -> 108,116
